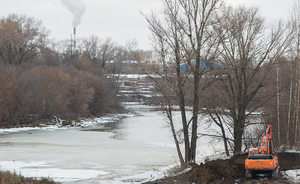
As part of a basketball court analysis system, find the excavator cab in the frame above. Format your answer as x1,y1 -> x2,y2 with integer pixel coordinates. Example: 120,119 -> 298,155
249,148 -> 259,155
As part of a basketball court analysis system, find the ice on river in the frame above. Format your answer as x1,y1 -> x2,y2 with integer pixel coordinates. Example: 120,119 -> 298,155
0,161 -> 108,182
0,104 -> 225,183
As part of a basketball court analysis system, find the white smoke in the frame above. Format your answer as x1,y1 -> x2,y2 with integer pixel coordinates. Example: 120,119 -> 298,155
61,0 -> 86,27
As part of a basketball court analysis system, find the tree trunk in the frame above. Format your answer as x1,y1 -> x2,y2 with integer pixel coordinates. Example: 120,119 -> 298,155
295,84 -> 299,144
167,106 -> 185,166
292,64 -> 299,146
190,56 -> 201,163
176,61 -> 190,164
287,61 -> 294,146
233,123 -> 242,154
276,62 -> 281,146
233,116 -> 246,154
220,123 -> 230,156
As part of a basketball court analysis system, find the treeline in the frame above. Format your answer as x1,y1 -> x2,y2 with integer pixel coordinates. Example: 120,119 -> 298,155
263,57 -> 300,148
0,14 -> 131,126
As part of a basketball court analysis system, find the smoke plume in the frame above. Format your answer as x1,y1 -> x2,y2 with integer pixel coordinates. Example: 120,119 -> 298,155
61,0 -> 86,27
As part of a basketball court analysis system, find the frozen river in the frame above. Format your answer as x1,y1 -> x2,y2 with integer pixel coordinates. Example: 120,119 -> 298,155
0,104 -> 225,183
0,105 -> 179,183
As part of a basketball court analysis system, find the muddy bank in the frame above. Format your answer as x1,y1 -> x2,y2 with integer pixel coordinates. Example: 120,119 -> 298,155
0,106 -> 128,129
144,152 -> 300,184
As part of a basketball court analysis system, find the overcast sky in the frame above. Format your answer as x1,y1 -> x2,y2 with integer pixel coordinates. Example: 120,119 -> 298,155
0,0 -> 296,49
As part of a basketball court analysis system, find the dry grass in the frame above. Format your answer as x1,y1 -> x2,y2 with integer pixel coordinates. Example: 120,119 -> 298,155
0,170 -> 59,184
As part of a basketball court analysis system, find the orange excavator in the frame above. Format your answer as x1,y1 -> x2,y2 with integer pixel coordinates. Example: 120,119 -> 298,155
245,125 -> 279,178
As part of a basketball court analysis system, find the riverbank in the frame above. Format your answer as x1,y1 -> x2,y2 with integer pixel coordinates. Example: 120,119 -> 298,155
0,104 -> 128,129
144,152 -> 300,184
0,170 -> 59,184
0,112 -> 134,135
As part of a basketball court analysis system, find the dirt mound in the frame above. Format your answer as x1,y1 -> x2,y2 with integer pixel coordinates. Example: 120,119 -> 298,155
279,152 -> 300,171
145,152 -> 300,184
180,154 -> 246,184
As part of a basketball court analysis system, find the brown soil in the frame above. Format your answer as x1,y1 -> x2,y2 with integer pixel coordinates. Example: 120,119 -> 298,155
145,152 -> 300,184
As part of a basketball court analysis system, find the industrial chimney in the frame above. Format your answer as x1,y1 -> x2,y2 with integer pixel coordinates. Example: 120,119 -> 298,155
73,27 -> 76,49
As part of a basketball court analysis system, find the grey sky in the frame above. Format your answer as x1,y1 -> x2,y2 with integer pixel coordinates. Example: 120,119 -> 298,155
0,0 -> 295,49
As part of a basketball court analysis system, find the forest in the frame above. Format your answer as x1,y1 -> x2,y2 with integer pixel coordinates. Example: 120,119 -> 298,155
0,14 -> 127,127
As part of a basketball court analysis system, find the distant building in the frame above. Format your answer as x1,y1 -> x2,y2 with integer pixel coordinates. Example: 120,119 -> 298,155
109,74 -> 159,102
138,51 -> 161,66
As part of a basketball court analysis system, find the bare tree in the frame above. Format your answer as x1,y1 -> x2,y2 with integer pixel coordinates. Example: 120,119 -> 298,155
214,6 -> 291,154
82,36 -> 116,68
145,0 -> 222,165
0,14 -> 47,65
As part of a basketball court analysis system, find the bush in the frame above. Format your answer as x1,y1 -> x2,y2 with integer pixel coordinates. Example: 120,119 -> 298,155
0,170 -> 59,184
0,61 -> 120,125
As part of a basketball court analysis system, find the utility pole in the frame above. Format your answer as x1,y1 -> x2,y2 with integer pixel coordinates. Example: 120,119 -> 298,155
276,61 -> 281,146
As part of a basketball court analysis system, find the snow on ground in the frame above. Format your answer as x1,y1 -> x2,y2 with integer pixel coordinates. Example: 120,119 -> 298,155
0,161 -> 108,182
121,102 -> 143,105
103,164 -> 178,184
108,74 -> 159,79
285,149 -> 300,153
0,125 -> 68,135
0,113 -> 134,135
283,169 -> 300,182
83,163 -> 186,184
72,114 -> 134,128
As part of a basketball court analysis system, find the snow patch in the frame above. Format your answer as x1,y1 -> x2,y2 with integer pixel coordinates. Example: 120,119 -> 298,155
283,169 -> 300,182
0,125 -> 67,135
0,113 -> 134,135
118,163 -> 178,184
121,102 -> 143,105
0,161 -> 108,182
72,114 -> 134,128
284,149 -> 300,153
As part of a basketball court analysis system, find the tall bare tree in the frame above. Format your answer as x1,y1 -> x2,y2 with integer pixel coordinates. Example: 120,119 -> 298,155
146,0 -> 222,165
214,6 -> 290,154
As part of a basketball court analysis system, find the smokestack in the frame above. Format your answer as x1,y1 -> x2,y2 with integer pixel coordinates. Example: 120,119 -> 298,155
73,27 -> 76,49
61,0 -> 85,51
70,34 -> 73,53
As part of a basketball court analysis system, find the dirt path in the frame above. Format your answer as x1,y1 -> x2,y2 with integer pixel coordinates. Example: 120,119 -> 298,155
144,152 -> 300,184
